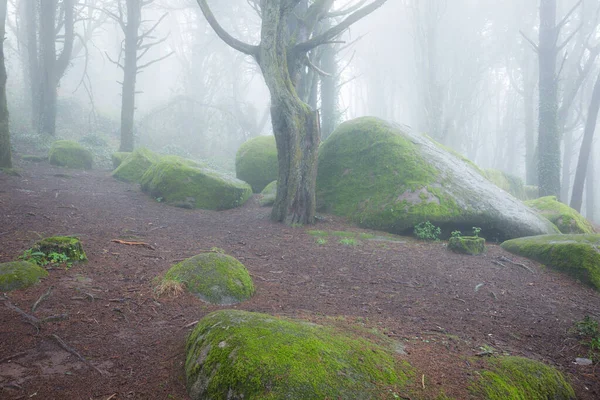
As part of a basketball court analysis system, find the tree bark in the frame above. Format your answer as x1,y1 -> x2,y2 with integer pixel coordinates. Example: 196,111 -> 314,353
570,70 -> 600,212
320,39 -> 339,140
24,0 -> 40,129
537,0 -> 561,197
119,0 -> 141,152
586,152 -> 594,221
0,0 -> 10,168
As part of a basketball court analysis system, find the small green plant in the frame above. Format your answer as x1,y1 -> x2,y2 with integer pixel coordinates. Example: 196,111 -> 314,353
339,238 -> 358,246
571,316 -> 600,361
472,226 -> 482,237
413,221 -> 441,241
308,230 -> 328,237
290,223 -> 303,228
20,249 -> 71,267
451,230 -> 462,238
316,238 -> 327,245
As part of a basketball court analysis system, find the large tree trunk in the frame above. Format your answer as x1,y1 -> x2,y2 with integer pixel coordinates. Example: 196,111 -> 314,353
258,1 -> 320,225
0,0 -> 10,168
523,59 -> 537,185
538,0 -> 560,197
119,0 -> 141,152
38,0 -> 57,136
24,0 -> 40,129
570,70 -> 600,212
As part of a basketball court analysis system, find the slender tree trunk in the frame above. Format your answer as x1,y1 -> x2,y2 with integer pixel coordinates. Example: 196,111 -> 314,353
119,0 -> 141,152
560,130 -> 573,202
538,0 -> 561,197
523,60 -> 537,185
570,70 -> 600,212
24,0 -> 40,129
586,152 -> 594,220
0,0 -> 10,169
320,40 -> 338,140
38,0 -> 57,135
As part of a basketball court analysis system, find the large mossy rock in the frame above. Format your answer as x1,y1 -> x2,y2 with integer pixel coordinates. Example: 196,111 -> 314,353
484,169 -> 527,200
140,158 -> 252,210
0,261 -> 48,291
501,234 -> 600,290
259,180 -> 277,206
185,310 -> 411,400
48,140 -> 93,170
164,252 -> 254,305
316,117 -> 558,240
525,196 -> 595,234
112,148 -> 160,183
235,136 -> 278,193
111,152 -> 131,169
471,356 -> 575,400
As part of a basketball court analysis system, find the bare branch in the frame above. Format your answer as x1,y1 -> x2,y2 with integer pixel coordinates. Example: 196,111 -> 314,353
520,30 -> 539,53
325,0 -> 368,18
106,51 -> 125,69
196,0 -> 258,56
137,50 -> 174,71
305,54 -> 332,77
557,0 -> 582,32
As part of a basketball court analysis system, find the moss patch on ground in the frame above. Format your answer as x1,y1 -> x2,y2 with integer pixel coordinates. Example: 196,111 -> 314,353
112,148 -> 160,183
48,140 -> 93,170
111,152 -> 131,169
448,236 -> 485,255
140,158 -> 252,210
0,261 -> 48,292
259,180 -> 277,206
22,236 -> 87,268
163,252 -> 254,304
501,234 -> 600,290
185,310 -> 412,400
235,136 -> 279,193
525,196 -> 595,234
484,169 -> 527,200
471,356 -> 575,400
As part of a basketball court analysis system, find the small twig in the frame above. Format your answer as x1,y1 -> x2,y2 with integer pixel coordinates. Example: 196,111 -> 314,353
2,296 -> 41,332
498,256 -> 534,273
50,334 -> 104,375
491,260 -> 506,268
421,374 -> 425,389
110,239 -> 155,250
105,394 -> 117,400
0,351 -> 29,364
41,314 -> 69,323
183,320 -> 199,329
31,286 -> 54,313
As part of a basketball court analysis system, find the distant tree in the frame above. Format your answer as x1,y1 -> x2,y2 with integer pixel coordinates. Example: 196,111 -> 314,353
197,0 -> 387,225
0,0 -> 10,168
105,0 -> 173,152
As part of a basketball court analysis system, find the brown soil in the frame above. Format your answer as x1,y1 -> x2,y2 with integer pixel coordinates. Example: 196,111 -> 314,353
1,158 -> 599,400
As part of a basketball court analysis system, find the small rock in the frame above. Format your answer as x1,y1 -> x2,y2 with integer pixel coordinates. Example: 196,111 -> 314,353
575,358 -> 593,366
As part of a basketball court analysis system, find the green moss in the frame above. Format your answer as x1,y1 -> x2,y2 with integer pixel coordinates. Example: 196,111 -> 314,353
501,234 -> 600,290
235,136 -> 279,193
22,236 -> 87,267
185,310 -> 412,400
0,261 -> 48,291
140,158 -> 252,210
48,140 -> 93,170
448,236 -> 485,255
111,152 -> 131,169
471,356 -> 575,400
259,180 -> 277,206
525,196 -> 595,234
485,169 -> 527,200
112,148 -> 160,183
22,155 -> 47,162
164,253 -> 254,304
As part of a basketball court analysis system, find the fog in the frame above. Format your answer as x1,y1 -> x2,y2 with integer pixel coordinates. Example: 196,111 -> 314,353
4,0 -> 600,221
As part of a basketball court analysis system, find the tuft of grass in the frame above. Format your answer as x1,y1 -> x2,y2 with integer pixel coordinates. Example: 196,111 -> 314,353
316,238 -> 328,245
358,233 -> 376,239
339,238 -> 358,246
331,231 -> 356,237
154,279 -> 185,298
308,230 -> 329,237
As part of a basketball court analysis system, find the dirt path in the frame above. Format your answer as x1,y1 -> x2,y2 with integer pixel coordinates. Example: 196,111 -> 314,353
1,159 -> 599,399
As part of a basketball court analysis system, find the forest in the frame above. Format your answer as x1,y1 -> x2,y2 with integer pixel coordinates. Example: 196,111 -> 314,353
0,1 -> 600,399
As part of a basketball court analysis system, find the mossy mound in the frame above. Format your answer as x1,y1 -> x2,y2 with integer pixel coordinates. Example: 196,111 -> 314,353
259,180 -> 277,206
48,140 -> 93,170
0,261 -> 48,292
112,148 -> 160,183
471,356 -> 575,400
484,169 -> 526,200
316,117 -> 558,240
235,136 -> 278,193
140,158 -> 252,210
185,310 -> 411,400
164,252 -> 254,304
448,236 -> 485,255
24,236 -> 87,267
111,152 -> 131,169
501,234 -> 600,290
525,196 -> 595,234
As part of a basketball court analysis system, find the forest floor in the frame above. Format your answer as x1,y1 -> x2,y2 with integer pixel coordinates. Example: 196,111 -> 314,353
1,156 -> 600,400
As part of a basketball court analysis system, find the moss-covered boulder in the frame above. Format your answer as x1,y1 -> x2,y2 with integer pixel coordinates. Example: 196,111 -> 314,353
259,180 -> 277,206
24,236 -> 87,267
111,152 -> 131,169
235,136 -> 278,193
48,140 -> 93,169
112,148 -> 160,183
501,234 -> 600,290
164,252 -> 254,305
140,158 -> 252,210
185,310 -> 411,400
484,169 -> 527,200
448,236 -> 485,255
471,356 -> 575,400
0,261 -> 48,292
316,117 -> 558,240
525,196 -> 595,234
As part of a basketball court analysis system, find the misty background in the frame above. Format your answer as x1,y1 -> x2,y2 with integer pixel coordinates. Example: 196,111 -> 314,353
4,0 -> 599,222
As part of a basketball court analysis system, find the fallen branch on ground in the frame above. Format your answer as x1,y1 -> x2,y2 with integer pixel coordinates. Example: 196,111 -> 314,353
50,334 -> 105,375
497,256 -> 534,273
2,296 -> 41,332
110,239 -> 155,250
31,286 -> 54,313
